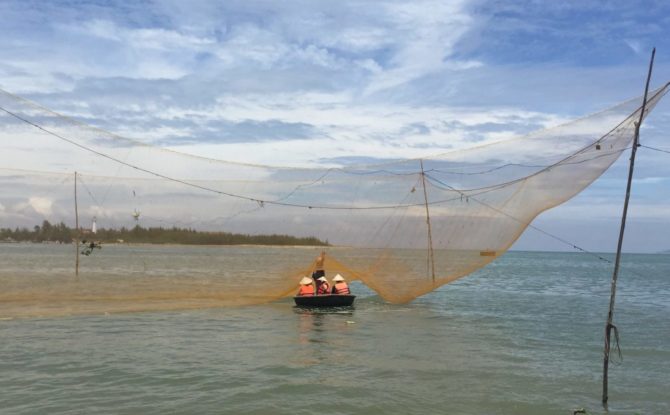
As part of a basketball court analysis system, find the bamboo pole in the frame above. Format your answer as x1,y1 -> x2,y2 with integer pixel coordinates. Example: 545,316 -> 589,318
419,159 -> 436,284
602,47 -> 655,406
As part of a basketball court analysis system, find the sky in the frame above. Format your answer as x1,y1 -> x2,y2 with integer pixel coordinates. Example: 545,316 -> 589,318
1,0 -> 669,253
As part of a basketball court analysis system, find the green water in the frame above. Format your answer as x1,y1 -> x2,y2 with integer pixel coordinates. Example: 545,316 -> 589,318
1,247 -> 669,414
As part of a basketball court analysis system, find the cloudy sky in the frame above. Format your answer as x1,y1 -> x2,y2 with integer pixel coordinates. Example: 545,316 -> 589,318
1,0 -> 669,253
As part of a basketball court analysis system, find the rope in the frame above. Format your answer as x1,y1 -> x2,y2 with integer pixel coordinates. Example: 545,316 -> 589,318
429,146 -> 631,176
77,174 -> 101,206
605,323 -> 624,365
640,144 -> 670,154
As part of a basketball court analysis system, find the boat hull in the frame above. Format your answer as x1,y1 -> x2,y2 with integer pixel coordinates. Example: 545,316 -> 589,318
293,294 -> 356,307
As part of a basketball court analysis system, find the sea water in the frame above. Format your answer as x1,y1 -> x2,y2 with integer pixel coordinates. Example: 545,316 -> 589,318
0,246 -> 668,414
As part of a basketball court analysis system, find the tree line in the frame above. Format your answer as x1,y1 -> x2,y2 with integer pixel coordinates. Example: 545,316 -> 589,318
1,220 -> 329,246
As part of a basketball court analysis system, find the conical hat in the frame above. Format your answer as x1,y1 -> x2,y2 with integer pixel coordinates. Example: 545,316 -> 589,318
333,274 -> 345,282
300,277 -> 313,285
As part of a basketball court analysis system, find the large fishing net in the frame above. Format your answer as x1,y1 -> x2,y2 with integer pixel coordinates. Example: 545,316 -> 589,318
0,83 -> 668,317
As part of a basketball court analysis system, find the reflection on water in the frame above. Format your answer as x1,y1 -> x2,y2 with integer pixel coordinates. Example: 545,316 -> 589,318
294,307 -> 357,367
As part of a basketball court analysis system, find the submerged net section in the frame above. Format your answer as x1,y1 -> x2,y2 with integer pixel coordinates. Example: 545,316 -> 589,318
0,83 -> 668,317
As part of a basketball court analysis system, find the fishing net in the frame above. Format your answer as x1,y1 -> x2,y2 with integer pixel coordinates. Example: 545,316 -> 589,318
0,83 -> 668,317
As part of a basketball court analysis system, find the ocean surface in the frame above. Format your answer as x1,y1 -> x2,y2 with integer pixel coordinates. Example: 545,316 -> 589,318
1,246 -> 668,414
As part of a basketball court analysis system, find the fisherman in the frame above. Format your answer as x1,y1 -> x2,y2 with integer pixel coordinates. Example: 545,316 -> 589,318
331,274 -> 350,295
297,276 -> 315,296
316,276 -> 330,295
311,250 -> 326,280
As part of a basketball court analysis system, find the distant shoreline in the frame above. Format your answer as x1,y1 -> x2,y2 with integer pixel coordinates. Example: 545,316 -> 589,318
1,220 -> 330,247
0,240 -> 328,248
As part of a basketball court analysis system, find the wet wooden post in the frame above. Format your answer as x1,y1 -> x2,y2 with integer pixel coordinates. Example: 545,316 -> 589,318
74,171 -> 80,279
602,47 -> 655,406
419,159 -> 436,284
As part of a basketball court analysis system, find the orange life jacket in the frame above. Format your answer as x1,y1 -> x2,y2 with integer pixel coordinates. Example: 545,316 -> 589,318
298,284 -> 315,296
317,282 -> 330,295
333,282 -> 350,295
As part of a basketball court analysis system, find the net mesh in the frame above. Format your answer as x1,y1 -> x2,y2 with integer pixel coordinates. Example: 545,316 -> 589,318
0,83 -> 668,317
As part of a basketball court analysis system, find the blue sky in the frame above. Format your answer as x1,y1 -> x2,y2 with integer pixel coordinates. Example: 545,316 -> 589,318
1,0 -> 669,252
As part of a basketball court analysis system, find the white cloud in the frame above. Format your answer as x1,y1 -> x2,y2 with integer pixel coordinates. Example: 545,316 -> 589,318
214,24 -> 290,67
624,39 -> 643,55
9,196 -> 57,220
364,0 -> 479,95
633,176 -> 668,184
28,197 -> 54,216
81,19 -> 215,50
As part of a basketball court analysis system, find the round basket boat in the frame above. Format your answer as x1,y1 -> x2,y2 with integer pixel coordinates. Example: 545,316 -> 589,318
293,294 -> 356,307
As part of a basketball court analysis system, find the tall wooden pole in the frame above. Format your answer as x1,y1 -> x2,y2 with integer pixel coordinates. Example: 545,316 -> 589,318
419,159 -> 436,284
74,171 -> 80,279
602,47 -> 655,406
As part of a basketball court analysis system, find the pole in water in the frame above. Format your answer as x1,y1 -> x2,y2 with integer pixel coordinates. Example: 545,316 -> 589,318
602,47 -> 655,406
74,171 -> 80,279
419,159 -> 436,284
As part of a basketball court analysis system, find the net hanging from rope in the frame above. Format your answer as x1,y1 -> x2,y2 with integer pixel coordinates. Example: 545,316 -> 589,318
0,83 -> 668,317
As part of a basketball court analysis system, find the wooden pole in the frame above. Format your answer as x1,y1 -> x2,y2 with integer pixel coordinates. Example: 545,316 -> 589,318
74,171 -> 80,279
602,47 -> 655,406
419,159 -> 436,284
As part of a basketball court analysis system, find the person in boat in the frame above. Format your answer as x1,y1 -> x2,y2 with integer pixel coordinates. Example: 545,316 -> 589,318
297,276 -> 315,296
311,250 -> 326,280
331,274 -> 350,295
316,276 -> 330,295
